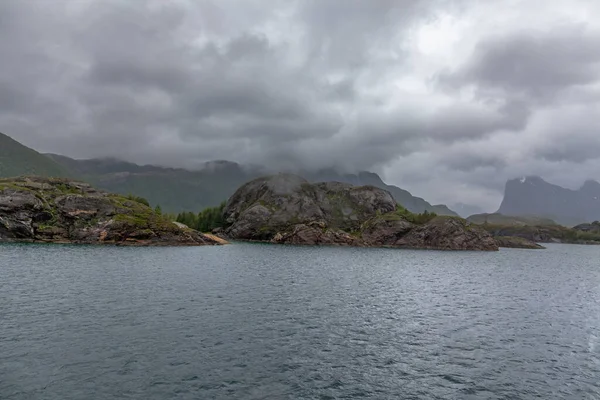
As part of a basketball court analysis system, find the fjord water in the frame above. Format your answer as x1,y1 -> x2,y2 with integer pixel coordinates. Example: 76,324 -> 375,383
2,244 -> 600,399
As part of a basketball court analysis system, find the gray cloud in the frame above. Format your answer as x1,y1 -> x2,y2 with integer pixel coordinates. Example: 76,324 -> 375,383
1,0 -> 600,210
440,27 -> 600,101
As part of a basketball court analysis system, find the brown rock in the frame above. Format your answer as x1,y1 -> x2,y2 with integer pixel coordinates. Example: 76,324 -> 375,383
271,224 -> 362,246
394,217 -> 499,251
361,218 -> 414,246
495,236 -> 545,249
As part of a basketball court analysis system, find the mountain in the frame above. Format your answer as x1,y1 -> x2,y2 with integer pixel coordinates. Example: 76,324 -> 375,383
0,131 -> 457,215
45,155 -> 263,213
497,176 -> 600,226
301,169 -> 457,216
0,132 -> 69,178
47,155 -> 459,215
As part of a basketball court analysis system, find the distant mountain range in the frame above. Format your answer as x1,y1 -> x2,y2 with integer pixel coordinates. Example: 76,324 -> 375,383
497,176 -> 600,226
5,131 -> 598,223
0,131 -> 458,215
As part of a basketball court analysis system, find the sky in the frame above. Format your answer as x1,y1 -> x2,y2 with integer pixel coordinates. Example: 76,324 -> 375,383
1,0 -> 600,211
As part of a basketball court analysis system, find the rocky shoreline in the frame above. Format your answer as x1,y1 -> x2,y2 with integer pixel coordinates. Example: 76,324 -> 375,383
1,175 -> 545,251
0,177 -> 221,246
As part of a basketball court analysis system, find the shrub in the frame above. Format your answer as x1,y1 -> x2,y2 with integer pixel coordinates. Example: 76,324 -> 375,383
126,194 -> 150,206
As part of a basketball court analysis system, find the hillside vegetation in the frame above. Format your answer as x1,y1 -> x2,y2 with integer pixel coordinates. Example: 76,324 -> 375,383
0,132 -> 69,178
0,176 -> 221,246
478,223 -> 600,245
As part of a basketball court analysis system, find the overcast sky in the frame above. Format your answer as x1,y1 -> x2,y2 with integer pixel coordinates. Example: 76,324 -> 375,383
1,0 -> 600,210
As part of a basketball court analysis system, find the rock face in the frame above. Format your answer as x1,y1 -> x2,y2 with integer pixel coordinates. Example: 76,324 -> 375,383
395,217 -> 499,251
223,174 -> 498,251
494,236 -> 545,249
573,221 -> 600,234
0,177 -> 221,246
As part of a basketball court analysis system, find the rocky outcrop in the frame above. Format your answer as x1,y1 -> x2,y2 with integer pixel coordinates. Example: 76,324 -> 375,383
224,174 -> 396,239
494,236 -> 545,249
573,221 -> 600,234
222,174 -> 499,251
272,222 -> 361,246
394,217 -> 499,251
0,177 -> 221,246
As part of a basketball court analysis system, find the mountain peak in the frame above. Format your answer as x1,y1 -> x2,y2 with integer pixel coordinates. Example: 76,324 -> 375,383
499,176 -> 600,226
516,175 -> 544,184
581,179 -> 600,190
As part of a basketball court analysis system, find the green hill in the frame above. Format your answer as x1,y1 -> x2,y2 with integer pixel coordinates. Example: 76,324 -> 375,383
0,132 -> 69,178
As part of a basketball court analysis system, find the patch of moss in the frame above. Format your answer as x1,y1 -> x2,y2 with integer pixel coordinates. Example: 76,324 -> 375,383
0,182 -> 35,192
54,183 -> 82,195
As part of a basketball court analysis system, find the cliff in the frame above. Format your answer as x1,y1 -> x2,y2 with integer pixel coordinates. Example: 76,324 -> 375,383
0,177 -> 221,246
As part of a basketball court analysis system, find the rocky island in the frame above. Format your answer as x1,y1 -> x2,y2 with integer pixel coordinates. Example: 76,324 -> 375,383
0,177 -> 222,246
221,174 -> 500,251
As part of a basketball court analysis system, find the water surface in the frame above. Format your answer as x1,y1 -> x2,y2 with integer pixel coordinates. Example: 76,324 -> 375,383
2,243 -> 600,399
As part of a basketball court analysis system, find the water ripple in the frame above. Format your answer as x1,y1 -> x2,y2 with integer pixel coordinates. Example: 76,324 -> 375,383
1,243 -> 600,399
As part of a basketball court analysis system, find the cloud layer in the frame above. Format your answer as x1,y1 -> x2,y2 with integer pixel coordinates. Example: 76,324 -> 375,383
1,0 -> 600,210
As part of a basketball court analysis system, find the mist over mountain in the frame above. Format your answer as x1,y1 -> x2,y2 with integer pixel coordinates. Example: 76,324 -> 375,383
451,203 -> 486,218
497,176 -> 600,226
47,153 -> 458,215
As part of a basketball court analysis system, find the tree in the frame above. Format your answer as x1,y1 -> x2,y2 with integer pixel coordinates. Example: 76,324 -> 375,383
154,204 -> 162,215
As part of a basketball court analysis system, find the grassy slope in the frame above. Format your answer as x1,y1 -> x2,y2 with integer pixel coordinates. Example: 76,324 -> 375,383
0,133 -> 70,178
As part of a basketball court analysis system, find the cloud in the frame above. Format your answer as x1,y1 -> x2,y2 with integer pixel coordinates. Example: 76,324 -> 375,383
439,26 -> 600,102
1,0 -> 600,211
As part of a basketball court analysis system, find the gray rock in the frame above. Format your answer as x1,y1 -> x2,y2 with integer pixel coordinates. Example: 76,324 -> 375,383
224,174 -> 498,251
395,217 -> 498,251
494,236 -> 545,249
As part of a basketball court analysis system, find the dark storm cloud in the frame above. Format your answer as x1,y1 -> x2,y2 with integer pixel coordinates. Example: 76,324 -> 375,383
1,0 -> 600,210
425,100 -> 530,142
0,0 -> 446,170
